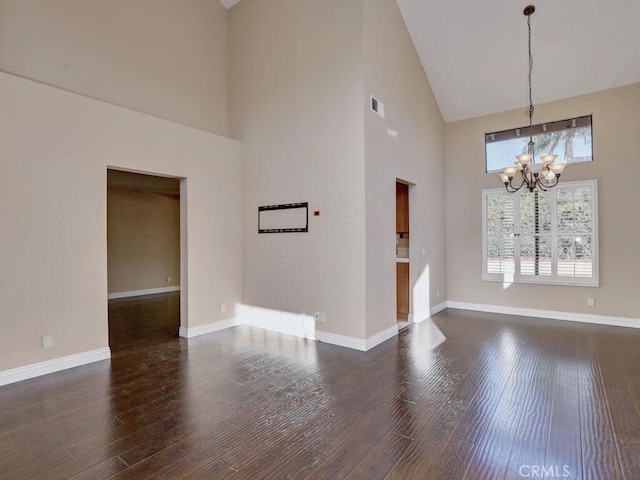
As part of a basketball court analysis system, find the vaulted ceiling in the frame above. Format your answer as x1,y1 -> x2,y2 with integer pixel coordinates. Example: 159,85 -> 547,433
220,0 -> 640,123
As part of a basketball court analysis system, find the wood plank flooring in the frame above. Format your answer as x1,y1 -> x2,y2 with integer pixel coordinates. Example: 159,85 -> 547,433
108,292 -> 180,352
1,296 -> 640,479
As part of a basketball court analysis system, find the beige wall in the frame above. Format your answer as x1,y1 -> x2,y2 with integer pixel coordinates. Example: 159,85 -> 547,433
107,189 -> 180,294
363,0 -> 446,337
229,0 -> 367,340
229,0 -> 447,341
446,83 -> 640,321
0,72 -> 242,371
5,0 -> 631,375
0,0 -> 228,135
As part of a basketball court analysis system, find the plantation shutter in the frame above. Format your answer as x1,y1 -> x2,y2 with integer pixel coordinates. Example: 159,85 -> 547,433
483,180 -> 597,286
556,183 -> 596,280
518,190 -> 552,277
484,192 -> 515,276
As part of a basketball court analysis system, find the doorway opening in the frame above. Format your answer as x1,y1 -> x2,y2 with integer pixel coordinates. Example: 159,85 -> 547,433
396,180 -> 410,331
107,169 -> 182,351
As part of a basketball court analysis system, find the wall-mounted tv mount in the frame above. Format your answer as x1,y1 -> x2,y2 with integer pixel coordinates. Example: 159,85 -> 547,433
258,202 -> 308,233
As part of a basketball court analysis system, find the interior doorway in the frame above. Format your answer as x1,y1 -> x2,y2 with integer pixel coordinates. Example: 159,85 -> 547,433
106,169 -> 182,351
396,180 -> 410,330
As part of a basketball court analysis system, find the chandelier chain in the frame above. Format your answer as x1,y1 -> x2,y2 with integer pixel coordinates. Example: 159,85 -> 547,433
499,5 -> 566,194
527,13 -> 534,125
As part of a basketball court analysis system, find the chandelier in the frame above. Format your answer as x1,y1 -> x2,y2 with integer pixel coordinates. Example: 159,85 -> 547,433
500,5 -> 566,193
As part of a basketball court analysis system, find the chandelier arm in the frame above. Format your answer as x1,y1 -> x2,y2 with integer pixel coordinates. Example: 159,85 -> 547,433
539,167 -> 552,191
544,174 -> 560,189
520,171 -> 528,186
505,179 -> 516,193
511,173 -> 527,193
505,183 -> 519,193
505,175 -> 518,193
535,177 -> 549,192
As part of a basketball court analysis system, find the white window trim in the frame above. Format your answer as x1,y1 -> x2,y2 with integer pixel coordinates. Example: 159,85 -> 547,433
482,180 -> 599,287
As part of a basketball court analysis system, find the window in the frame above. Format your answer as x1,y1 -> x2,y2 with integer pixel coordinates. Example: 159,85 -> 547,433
485,115 -> 593,173
482,180 -> 598,286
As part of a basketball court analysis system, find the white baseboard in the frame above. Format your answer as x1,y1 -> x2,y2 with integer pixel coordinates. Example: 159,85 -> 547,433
315,331 -> 367,351
178,304 -> 317,341
408,302 -> 448,324
365,325 -> 399,350
185,316 -> 396,352
108,286 -> 180,300
430,301 -> 448,317
0,347 -> 111,387
235,305 -> 317,340
179,318 -> 239,339
447,301 -> 640,329
316,325 -> 398,352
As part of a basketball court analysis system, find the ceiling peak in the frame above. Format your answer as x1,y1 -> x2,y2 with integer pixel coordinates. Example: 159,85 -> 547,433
219,0 -> 240,9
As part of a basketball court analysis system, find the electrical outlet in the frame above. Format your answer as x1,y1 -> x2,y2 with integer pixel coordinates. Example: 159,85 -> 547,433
42,336 -> 53,349
436,290 -> 440,299
587,298 -> 595,307
167,276 -> 171,283
220,303 -> 226,313
320,313 -> 326,323
314,311 -> 321,322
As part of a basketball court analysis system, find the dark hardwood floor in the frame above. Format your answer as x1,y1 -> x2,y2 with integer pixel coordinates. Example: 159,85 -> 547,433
1,295 -> 640,479
108,292 -> 181,352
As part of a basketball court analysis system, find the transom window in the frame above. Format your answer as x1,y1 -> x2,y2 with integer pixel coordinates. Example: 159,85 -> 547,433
482,180 -> 598,286
485,115 -> 593,173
